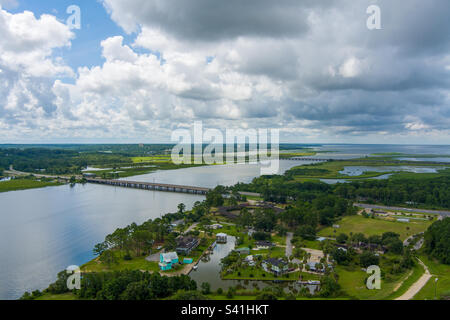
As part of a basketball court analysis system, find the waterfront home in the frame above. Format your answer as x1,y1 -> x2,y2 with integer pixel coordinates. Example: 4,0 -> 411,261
255,241 -> 275,249
235,247 -> 250,255
206,223 -> 223,230
262,258 -> 289,276
171,219 -> 185,228
176,236 -> 200,255
216,233 -> 228,243
159,252 -> 179,271
307,262 -> 324,273
245,255 -> 256,267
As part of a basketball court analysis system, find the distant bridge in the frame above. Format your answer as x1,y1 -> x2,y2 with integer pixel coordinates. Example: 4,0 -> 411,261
281,157 -> 330,162
86,178 -> 211,195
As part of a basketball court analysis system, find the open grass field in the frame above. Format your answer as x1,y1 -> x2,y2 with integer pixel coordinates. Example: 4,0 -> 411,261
0,179 -> 62,193
81,254 -> 160,273
288,159 -> 449,181
318,215 -> 433,240
35,293 -> 78,300
132,156 -> 172,163
279,151 -> 317,158
385,262 -> 425,300
413,255 -> 450,300
336,265 -> 411,300
222,267 -> 320,282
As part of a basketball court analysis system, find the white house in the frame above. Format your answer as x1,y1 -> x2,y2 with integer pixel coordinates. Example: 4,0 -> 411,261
216,233 -> 228,243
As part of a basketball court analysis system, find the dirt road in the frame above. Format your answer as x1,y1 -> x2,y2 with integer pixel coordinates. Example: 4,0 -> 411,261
395,259 -> 432,300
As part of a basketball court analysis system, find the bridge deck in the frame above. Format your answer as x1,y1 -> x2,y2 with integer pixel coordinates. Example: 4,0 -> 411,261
86,178 -> 211,194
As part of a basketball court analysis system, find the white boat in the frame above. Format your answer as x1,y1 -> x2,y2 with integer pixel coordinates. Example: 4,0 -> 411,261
193,265 -> 198,271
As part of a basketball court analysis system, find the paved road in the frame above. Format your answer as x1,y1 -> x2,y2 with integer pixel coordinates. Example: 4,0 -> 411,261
354,203 -> 450,216
285,232 -> 293,257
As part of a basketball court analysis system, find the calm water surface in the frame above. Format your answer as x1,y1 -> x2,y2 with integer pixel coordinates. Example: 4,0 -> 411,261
0,161 -> 301,300
1,145 -> 448,299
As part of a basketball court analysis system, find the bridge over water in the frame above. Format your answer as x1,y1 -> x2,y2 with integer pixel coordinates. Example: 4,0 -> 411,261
86,178 -> 211,195
282,157 -> 329,161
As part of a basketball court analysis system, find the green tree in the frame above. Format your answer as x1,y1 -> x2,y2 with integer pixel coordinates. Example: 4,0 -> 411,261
201,282 -> 211,295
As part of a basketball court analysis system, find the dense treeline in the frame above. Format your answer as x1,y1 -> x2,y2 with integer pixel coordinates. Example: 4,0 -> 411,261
333,176 -> 450,209
0,148 -> 131,174
21,270 -> 197,300
424,218 -> 450,264
232,170 -> 450,209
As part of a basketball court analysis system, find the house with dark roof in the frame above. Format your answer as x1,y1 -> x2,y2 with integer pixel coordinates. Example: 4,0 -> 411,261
262,258 -> 289,275
176,236 -> 199,255
255,241 -> 275,249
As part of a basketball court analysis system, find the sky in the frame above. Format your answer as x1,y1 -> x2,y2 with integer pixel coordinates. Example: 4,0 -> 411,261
0,0 -> 449,144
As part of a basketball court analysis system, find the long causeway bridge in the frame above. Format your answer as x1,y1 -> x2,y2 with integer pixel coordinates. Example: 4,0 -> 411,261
86,178 -> 211,195
282,157 -> 330,161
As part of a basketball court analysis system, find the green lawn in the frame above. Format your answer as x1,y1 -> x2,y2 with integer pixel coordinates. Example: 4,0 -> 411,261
318,215 -> 433,240
222,266 -> 319,282
287,159 -> 449,182
81,253 -> 160,273
0,179 -> 62,193
335,265 -> 408,300
301,240 -> 323,250
385,262 -> 425,300
35,293 -> 78,300
413,255 -> 450,300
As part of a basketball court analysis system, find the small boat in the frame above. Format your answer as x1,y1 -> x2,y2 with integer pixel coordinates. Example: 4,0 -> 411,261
193,265 -> 198,271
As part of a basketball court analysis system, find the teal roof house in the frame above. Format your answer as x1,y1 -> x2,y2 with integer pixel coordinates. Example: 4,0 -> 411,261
159,252 -> 179,271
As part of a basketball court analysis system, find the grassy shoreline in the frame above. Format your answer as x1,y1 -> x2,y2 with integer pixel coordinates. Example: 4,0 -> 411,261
0,179 -> 63,193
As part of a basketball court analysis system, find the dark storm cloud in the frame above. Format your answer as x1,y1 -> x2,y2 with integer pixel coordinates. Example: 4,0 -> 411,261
103,0 -> 337,40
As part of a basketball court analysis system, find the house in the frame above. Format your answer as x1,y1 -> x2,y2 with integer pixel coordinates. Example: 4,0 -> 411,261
216,233 -> 228,243
262,258 -> 289,275
159,252 -> 179,271
255,241 -> 275,249
316,237 -> 327,242
82,173 -> 97,178
235,247 -> 250,255
171,219 -> 185,228
397,218 -> 410,223
176,236 -> 200,255
245,255 -> 256,267
207,224 -> 223,230
307,262 -> 325,273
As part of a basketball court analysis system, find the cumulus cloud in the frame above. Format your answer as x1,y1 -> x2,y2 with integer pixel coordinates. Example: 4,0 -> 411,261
1,0 -> 450,142
0,7 -> 76,141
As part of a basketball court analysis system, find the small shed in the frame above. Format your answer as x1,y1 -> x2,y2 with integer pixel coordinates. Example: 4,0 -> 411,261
235,247 -> 250,255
